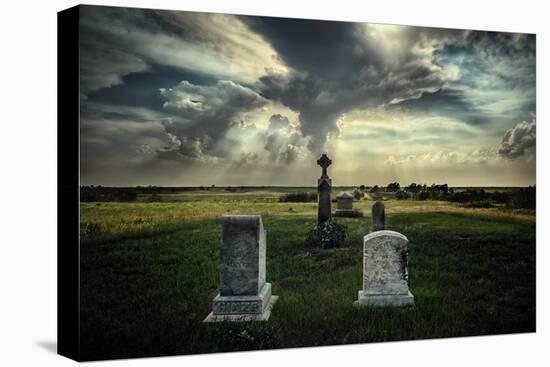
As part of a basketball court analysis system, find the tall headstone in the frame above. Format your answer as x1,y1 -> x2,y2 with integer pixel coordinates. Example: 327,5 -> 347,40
317,154 -> 332,223
204,215 -> 278,322
336,191 -> 354,213
355,230 -> 414,307
371,201 -> 385,231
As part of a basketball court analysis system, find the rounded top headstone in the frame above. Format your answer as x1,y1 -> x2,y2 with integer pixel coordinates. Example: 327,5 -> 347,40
364,230 -> 408,242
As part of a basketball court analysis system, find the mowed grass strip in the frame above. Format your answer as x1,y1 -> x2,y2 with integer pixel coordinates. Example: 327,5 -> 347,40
79,197 -> 535,360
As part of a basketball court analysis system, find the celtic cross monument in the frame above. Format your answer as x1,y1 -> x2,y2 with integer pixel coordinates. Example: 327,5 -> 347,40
316,154 -> 332,223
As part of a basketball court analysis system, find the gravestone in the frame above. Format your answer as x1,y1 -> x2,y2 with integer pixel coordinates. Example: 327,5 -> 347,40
355,230 -> 414,307
371,201 -> 385,231
204,215 -> 278,322
336,191 -> 354,213
317,154 -> 332,223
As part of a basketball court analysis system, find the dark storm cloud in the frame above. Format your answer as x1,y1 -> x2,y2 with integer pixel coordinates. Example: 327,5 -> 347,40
86,64 -> 218,110
498,117 -> 536,159
156,80 -> 267,161
244,18 -> 469,152
394,88 -> 490,125
433,32 -> 536,124
79,5 -> 198,93
242,18 -> 536,152
79,5 -> 280,96
78,5 -> 536,186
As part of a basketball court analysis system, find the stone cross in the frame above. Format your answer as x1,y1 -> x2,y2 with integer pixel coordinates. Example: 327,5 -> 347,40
316,154 -> 332,223
371,201 -> 385,231
355,230 -> 414,307
317,154 -> 332,177
204,215 -> 278,322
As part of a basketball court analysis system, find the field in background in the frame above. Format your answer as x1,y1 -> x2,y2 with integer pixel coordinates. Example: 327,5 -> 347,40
79,187 -> 536,361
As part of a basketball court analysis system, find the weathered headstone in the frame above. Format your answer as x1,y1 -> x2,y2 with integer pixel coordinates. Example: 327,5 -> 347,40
336,191 -> 354,213
317,154 -> 332,223
371,201 -> 385,231
355,230 -> 414,307
204,215 -> 278,322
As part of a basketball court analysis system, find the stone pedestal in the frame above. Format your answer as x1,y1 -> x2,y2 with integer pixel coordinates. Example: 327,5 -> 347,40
355,230 -> 414,307
204,215 -> 278,322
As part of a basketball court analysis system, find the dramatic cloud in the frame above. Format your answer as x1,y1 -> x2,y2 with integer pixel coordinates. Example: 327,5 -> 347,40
79,5 -> 286,95
156,80 -> 267,162
246,20 -> 471,152
78,6 -> 536,186
246,19 -> 535,153
263,114 -> 307,164
498,117 -> 536,159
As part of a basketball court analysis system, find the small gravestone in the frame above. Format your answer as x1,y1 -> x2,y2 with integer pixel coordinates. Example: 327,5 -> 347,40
371,201 -> 385,231
317,154 -> 332,223
336,191 -> 354,213
204,215 -> 278,322
355,230 -> 414,307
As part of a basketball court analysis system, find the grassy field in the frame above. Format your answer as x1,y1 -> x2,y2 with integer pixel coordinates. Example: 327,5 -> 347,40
79,189 -> 535,361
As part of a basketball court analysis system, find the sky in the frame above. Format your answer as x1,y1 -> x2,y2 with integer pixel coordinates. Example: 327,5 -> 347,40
79,5 -> 536,187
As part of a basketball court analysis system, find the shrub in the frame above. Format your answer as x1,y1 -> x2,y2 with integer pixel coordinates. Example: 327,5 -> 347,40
307,219 -> 347,249
279,192 -> 317,202
80,186 -> 137,202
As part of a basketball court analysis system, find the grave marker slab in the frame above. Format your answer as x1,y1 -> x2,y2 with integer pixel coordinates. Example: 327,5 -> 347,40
204,215 -> 278,322
355,230 -> 414,307
336,191 -> 354,213
371,201 -> 385,232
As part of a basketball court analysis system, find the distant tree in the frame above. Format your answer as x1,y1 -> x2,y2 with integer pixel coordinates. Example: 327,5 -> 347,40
406,183 -> 421,193
387,182 -> 400,192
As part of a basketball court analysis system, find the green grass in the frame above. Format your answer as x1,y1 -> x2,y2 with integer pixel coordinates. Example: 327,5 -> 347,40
79,194 -> 535,361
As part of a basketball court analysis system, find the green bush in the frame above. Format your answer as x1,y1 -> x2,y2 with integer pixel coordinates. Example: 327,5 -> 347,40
279,192 -> 317,202
307,219 -> 347,249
